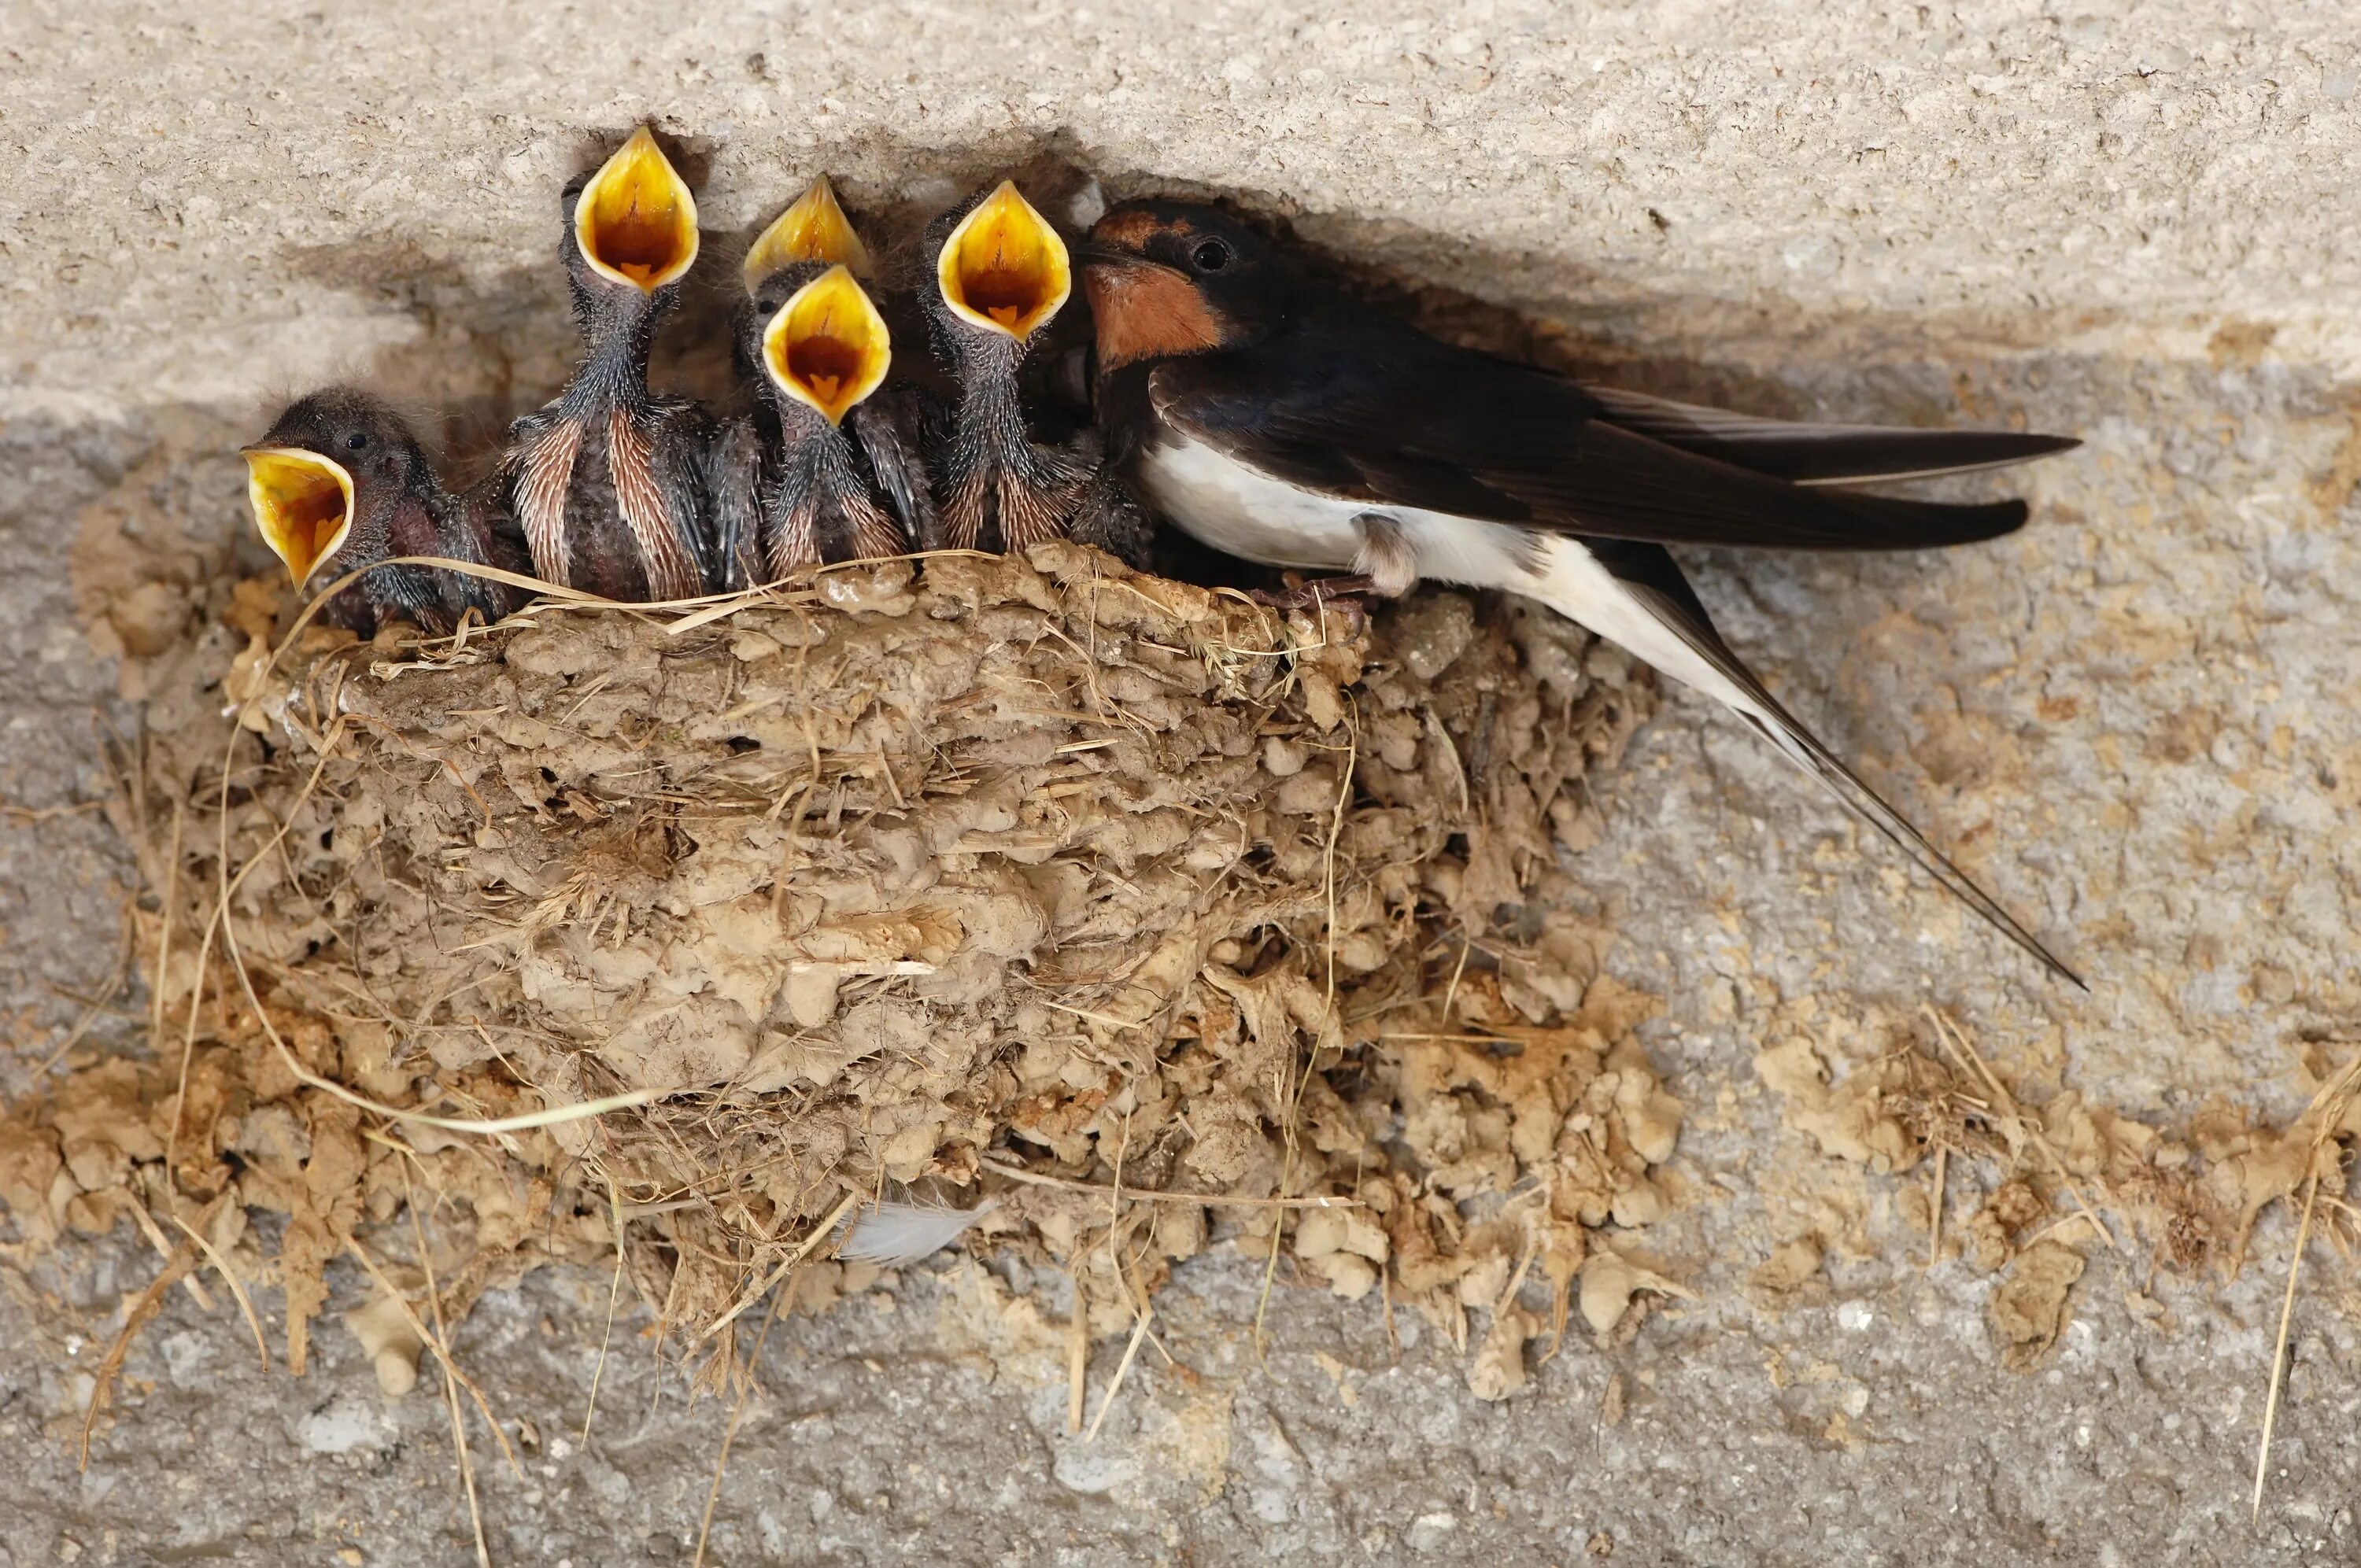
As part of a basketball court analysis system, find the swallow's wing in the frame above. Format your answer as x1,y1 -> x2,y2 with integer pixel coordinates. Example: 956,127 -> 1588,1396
501,406 -> 582,588
645,400 -> 720,595
1154,315 -> 2040,551
1570,536 -> 2080,985
849,393 -> 936,550
371,494 -> 467,636
451,479 -> 531,621
903,388 -> 959,553
1580,385 -> 2079,485
1066,467 -> 1157,570
703,415 -> 767,593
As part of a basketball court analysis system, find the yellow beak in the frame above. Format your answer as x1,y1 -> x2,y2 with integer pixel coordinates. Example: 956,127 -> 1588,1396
936,179 -> 1071,341
744,175 -> 871,292
242,447 -> 356,591
762,265 -> 892,426
574,125 -> 700,293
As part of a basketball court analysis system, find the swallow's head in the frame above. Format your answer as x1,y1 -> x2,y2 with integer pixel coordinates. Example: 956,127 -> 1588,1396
563,127 -> 700,325
1078,201 -> 1277,371
242,389 -> 424,591
743,260 -> 892,430
743,175 -> 871,293
925,180 -> 1071,354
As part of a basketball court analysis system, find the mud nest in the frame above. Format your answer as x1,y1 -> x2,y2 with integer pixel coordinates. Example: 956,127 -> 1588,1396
6,541 -> 1701,1403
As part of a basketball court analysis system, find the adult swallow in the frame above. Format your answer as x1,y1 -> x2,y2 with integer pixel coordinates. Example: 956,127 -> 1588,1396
1080,200 -> 2084,985
243,389 -> 523,636
503,127 -> 713,602
713,178 -> 929,583
918,179 -> 1097,553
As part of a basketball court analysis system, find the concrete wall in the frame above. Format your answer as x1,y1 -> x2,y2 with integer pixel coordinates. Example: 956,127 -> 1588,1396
6,2 -> 2360,1560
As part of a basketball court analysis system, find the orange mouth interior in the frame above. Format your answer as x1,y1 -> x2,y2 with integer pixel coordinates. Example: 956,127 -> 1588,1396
575,126 -> 700,292
762,264 -> 892,425
242,447 -> 355,589
743,175 -> 870,291
937,180 -> 1070,341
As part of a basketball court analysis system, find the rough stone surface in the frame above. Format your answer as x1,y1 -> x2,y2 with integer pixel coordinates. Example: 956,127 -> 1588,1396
6,3 -> 2361,1563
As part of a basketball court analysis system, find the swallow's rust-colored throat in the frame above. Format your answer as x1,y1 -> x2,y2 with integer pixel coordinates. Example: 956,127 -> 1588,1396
1083,259 -> 1228,370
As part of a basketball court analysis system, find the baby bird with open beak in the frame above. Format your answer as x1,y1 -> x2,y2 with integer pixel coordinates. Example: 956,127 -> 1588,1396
242,389 -> 523,636
502,127 -> 715,602
919,179 -> 1151,559
711,177 -> 929,585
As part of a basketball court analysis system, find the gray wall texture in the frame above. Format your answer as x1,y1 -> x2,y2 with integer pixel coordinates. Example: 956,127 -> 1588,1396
5,2 -> 2361,1562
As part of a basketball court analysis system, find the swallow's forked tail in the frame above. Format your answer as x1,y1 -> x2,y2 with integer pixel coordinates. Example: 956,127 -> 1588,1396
1733,697 -> 2086,989
1518,533 -> 2083,987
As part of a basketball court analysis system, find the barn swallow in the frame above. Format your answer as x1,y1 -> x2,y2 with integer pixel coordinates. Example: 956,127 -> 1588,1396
503,126 -> 713,602
1081,200 -> 2085,985
918,179 -> 1096,553
243,389 -> 523,636
713,178 -> 929,582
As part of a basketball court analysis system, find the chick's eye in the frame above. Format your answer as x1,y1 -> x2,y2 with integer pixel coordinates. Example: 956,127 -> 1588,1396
345,432 -> 370,451
1191,238 -> 1232,272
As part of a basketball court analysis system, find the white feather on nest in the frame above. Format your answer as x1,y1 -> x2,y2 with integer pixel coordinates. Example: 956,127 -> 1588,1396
836,1198 -> 1001,1266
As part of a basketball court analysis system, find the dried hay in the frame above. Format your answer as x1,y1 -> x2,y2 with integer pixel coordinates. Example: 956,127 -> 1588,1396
1758,1009 -> 2361,1277
7,539 -> 1691,1433
1753,999 -> 2361,1415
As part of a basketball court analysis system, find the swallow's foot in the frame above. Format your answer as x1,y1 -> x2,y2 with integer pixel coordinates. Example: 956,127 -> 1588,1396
1247,573 -> 1376,638
1249,573 -> 1376,614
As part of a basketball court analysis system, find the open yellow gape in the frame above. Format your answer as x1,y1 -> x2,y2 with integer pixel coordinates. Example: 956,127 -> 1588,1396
242,447 -> 356,589
937,180 -> 1070,341
575,126 -> 700,292
744,175 -> 870,291
763,264 -> 892,426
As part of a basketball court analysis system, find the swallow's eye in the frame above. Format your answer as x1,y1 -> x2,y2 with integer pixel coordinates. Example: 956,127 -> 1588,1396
345,431 -> 370,451
1190,238 -> 1232,273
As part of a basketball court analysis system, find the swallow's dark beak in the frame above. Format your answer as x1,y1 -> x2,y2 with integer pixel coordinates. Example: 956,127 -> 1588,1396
1070,241 -> 1145,267
242,446 -> 355,590
743,175 -> 869,293
575,126 -> 700,293
937,180 -> 1070,341
1073,240 -> 1192,285
762,264 -> 892,426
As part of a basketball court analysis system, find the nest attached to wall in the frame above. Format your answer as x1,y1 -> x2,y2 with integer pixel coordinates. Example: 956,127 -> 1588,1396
5,541 -> 1688,1407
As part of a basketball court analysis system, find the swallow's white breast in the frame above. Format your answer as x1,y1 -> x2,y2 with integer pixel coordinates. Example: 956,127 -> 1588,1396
1138,430 -> 1761,721
1139,431 -> 1542,591
1137,433 -> 1366,572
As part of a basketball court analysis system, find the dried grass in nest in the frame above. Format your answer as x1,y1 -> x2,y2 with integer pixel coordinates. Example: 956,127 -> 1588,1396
5,539 -> 1696,1430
